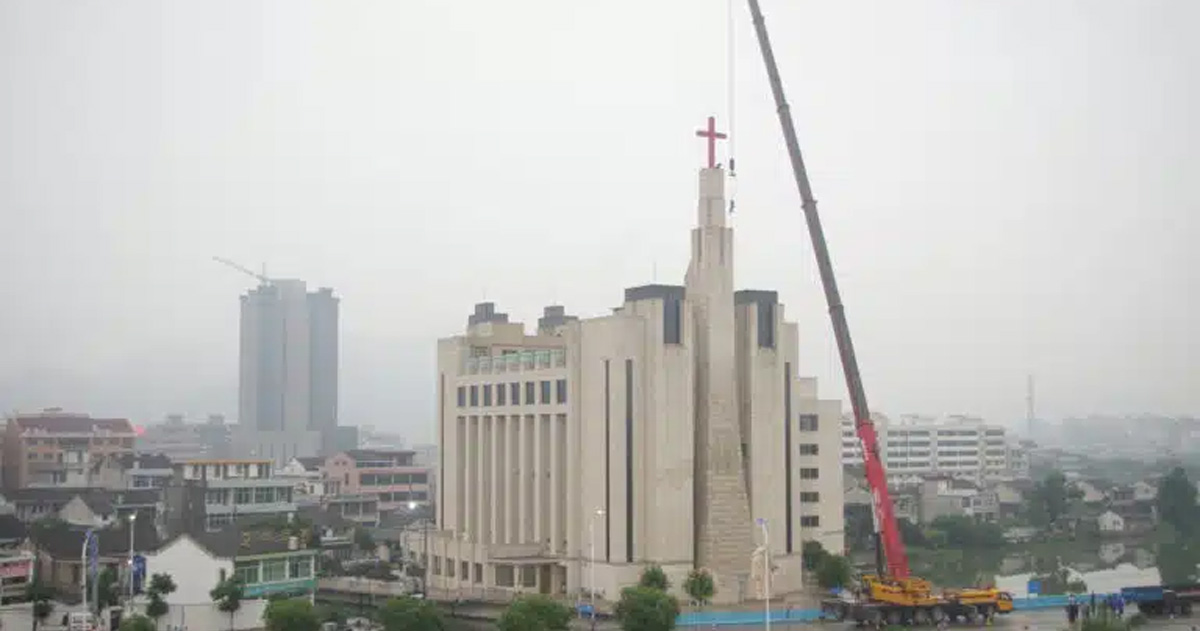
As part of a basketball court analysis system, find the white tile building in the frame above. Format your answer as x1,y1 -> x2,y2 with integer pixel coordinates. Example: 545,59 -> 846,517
841,414 -> 1029,484
432,163 -> 843,603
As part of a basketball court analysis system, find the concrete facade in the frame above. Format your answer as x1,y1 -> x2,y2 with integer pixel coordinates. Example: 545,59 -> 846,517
237,280 -> 339,464
432,165 -> 844,604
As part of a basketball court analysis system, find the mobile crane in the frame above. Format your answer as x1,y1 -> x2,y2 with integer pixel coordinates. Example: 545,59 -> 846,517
743,0 -> 1013,624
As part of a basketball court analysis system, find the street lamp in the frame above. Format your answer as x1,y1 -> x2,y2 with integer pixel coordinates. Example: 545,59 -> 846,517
756,518 -> 771,631
128,513 -> 138,600
589,508 -> 605,628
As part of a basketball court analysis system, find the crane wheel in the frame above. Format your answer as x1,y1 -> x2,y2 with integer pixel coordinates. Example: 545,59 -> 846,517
885,609 -> 903,626
913,608 -> 932,626
930,607 -> 947,623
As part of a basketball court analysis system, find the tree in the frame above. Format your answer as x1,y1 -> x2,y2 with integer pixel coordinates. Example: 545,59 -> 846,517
1029,471 -> 1080,527
210,575 -> 245,631
616,586 -> 680,631
498,594 -> 573,631
378,596 -> 445,631
928,516 -> 1005,549
682,568 -> 715,606
802,541 -> 829,571
897,518 -> 927,547
815,555 -> 852,590
118,615 -> 156,631
354,528 -> 376,553
315,604 -> 347,627
96,566 -> 121,610
146,573 -> 177,628
27,580 -> 54,631
638,565 -> 669,591
1158,467 -> 1198,536
263,598 -> 320,631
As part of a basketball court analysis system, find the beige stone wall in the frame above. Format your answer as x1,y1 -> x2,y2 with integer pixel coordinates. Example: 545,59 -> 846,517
686,167 -> 755,601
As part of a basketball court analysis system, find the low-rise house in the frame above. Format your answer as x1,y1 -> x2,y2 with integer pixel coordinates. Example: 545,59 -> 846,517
322,494 -> 380,527
919,476 -> 999,523
993,482 -> 1025,520
1073,480 -> 1108,504
3,488 -> 160,527
146,526 -> 319,601
1097,510 -> 1126,534
1132,480 -> 1158,502
30,517 -> 160,597
322,450 -> 431,513
0,552 -> 35,603
276,457 -> 339,500
162,459 -> 297,533
90,453 -> 174,490
2,410 -> 136,490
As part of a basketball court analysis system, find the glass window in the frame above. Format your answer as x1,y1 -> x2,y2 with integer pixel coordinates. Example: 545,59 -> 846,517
799,468 -> 819,480
510,383 -> 520,405
800,516 -> 820,527
496,384 -> 506,405
289,557 -> 312,579
262,559 -> 287,582
555,379 -> 567,404
234,562 -> 260,584
525,382 -> 535,404
799,444 -> 819,456
469,386 -> 479,407
234,488 -> 252,505
800,492 -> 820,503
540,381 -> 551,404
254,487 -> 274,504
483,385 -> 492,407
799,415 -> 819,432
457,386 -> 466,407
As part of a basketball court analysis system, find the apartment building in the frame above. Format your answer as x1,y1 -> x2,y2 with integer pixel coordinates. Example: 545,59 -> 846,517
2,409 -> 136,489
841,414 -> 1029,484
163,458 -> 297,533
322,449 -> 430,513
434,157 -> 844,603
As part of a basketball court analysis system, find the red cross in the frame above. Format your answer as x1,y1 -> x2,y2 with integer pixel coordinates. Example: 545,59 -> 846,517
695,116 -> 727,169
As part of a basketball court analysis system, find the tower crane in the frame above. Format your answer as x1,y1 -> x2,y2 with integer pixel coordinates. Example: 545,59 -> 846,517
212,257 -> 272,286
743,0 -> 1013,624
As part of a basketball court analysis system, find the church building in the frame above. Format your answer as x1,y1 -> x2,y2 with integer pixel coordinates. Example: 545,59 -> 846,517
431,118 -> 844,603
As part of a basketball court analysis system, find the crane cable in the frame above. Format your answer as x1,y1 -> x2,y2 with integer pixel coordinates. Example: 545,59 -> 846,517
726,0 -> 738,215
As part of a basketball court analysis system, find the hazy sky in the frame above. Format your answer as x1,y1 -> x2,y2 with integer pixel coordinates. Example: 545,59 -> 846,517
2,0 -> 1196,442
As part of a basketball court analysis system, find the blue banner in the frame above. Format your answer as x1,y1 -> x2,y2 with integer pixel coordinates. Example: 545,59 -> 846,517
85,529 -> 99,577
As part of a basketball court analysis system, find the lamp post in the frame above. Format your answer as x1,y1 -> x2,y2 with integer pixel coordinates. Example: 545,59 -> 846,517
128,513 -> 138,600
589,508 -> 605,629
756,518 -> 771,631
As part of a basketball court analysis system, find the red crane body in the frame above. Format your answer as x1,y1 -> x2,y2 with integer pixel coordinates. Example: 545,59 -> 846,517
744,0 -> 910,579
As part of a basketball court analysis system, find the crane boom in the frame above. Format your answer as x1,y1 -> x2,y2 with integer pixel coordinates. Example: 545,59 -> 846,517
745,0 -> 909,579
213,257 -> 271,286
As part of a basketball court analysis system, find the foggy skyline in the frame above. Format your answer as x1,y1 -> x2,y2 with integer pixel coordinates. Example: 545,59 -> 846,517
2,0 -> 1196,442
